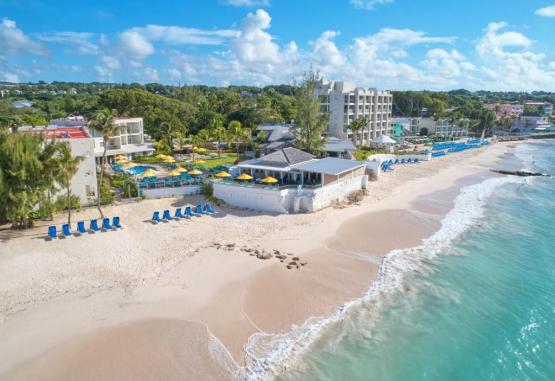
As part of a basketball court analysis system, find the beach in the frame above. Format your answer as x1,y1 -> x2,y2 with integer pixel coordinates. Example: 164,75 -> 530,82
0,142 -> 520,380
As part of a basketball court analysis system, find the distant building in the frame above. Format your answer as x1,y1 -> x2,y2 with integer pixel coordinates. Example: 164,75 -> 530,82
419,118 -> 469,138
10,99 -> 33,109
88,117 -> 154,163
512,115 -> 550,131
392,117 -> 421,136
255,123 -> 356,159
17,125 -> 97,206
524,102 -> 553,117
314,80 -> 393,145
69,88 -> 77,95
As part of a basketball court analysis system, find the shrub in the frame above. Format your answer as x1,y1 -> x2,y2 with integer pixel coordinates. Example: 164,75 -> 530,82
346,190 -> 367,204
54,195 -> 81,211
200,181 -> 213,198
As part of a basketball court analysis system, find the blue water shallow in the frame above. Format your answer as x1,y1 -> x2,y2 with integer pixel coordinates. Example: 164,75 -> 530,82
279,140 -> 555,381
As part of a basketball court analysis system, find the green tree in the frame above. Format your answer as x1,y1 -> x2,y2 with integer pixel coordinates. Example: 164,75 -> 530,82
88,109 -> 117,218
56,142 -> 84,225
227,120 -> 243,156
291,70 -> 329,154
347,116 -> 370,146
211,125 -> 226,157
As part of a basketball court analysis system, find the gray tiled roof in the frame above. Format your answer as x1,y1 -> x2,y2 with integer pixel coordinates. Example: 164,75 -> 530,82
260,147 -> 315,165
294,157 -> 366,175
323,137 -> 356,153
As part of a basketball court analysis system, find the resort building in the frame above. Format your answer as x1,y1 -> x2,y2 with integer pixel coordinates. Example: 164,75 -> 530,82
17,125 -> 98,206
213,147 -> 368,213
392,117 -> 421,135
88,117 -> 154,164
419,118 -> 469,138
314,80 -> 393,145
524,102 -> 553,117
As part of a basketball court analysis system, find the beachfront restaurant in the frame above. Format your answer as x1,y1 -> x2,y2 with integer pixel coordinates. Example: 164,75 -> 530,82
213,148 -> 368,213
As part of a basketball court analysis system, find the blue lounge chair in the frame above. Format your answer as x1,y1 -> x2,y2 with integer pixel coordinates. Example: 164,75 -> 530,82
90,219 -> 101,232
185,206 -> 196,218
62,224 -> 72,237
77,221 -> 87,234
113,216 -> 122,229
102,218 -> 113,230
175,208 -> 185,219
195,204 -> 205,215
414,158 -> 420,163
162,209 -> 172,221
152,211 -> 161,223
204,203 -> 215,214
48,226 -> 57,239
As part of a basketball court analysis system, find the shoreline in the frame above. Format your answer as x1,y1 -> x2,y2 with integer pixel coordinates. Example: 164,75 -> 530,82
0,142 -> 523,381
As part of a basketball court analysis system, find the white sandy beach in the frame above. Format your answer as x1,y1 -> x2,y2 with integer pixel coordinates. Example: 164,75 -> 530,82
0,142 -> 521,380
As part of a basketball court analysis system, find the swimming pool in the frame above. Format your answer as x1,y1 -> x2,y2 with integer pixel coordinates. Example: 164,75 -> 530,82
126,165 -> 156,175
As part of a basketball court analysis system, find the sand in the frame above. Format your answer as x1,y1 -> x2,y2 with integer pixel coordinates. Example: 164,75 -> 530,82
0,142 -> 521,380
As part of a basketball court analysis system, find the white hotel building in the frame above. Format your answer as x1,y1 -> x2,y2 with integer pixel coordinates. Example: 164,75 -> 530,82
315,80 -> 393,145
88,117 -> 154,164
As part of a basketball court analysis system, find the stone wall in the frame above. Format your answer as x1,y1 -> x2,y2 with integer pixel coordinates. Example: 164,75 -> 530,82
141,185 -> 200,199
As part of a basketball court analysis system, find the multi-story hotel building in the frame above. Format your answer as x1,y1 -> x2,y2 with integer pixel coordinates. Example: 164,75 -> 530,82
314,80 -> 393,145
88,117 -> 154,164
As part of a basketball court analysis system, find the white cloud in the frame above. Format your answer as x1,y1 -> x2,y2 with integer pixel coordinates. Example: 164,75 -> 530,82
141,67 -> 159,82
101,55 -> 121,70
125,25 -> 237,46
535,5 -> 555,17
311,31 -> 345,67
350,0 -> 394,10
2,72 -> 19,83
232,9 -> 281,64
38,32 -> 99,55
0,18 -> 48,56
223,0 -> 270,7
118,30 -> 155,59
475,22 -> 555,90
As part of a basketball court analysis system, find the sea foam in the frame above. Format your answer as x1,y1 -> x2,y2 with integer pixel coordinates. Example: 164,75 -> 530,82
242,175 -> 524,380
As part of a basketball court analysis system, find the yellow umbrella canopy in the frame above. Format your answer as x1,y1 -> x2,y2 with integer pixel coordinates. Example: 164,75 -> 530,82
162,156 -> 176,163
194,159 -> 206,164
121,162 -> 137,168
115,157 -> 128,164
195,147 -> 207,153
115,155 -> 127,160
214,171 -> 231,178
166,169 -> 182,176
137,169 -> 157,178
155,154 -> 167,160
189,169 -> 203,175
261,176 -> 278,184
175,167 -> 187,173
236,173 -> 253,181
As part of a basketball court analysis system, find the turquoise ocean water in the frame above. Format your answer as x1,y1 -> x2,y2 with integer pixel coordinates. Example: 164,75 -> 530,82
246,140 -> 555,381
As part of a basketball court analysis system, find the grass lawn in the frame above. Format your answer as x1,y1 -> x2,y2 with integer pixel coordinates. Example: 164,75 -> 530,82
196,153 -> 250,169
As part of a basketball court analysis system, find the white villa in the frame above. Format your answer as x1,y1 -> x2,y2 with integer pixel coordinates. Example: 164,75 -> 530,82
213,147 -> 368,213
89,117 -> 154,164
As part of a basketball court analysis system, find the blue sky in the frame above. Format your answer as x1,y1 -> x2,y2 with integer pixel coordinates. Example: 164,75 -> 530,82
1,0 -> 555,90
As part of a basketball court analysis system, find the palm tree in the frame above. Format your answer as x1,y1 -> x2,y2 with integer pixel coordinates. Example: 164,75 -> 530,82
57,142 -> 84,226
348,116 -> 370,146
211,125 -> 226,157
88,109 -> 117,218
228,120 -> 243,156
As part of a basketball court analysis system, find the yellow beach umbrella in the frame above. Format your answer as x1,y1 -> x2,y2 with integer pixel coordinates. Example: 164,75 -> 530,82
260,176 -> 278,184
189,169 -> 203,176
121,162 -> 137,168
194,159 -> 206,164
195,147 -> 207,153
236,173 -> 253,181
155,154 -> 167,160
137,169 -> 157,178
115,158 -> 128,164
162,157 -> 176,163
115,155 -> 127,160
166,169 -> 183,176
175,167 -> 187,173
214,171 -> 231,178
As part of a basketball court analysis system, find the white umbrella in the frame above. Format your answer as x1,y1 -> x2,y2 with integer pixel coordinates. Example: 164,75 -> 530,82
372,135 -> 396,144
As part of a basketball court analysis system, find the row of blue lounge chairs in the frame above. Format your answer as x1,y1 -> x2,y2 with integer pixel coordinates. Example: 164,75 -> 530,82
48,216 -> 122,239
152,203 -> 215,223
380,157 -> 421,172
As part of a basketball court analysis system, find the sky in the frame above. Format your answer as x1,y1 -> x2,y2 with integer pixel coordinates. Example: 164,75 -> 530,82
1,0 -> 555,91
